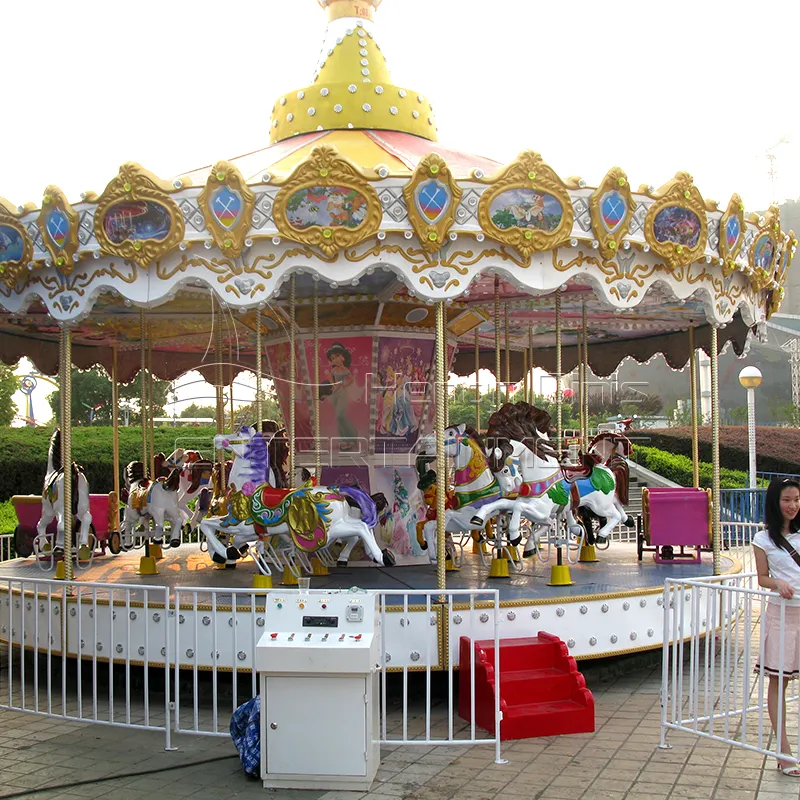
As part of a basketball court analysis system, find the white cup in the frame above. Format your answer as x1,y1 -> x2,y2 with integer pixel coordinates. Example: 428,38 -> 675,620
298,577 -> 311,592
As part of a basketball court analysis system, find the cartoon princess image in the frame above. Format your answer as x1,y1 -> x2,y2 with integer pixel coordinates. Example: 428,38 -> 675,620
319,341 -> 359,451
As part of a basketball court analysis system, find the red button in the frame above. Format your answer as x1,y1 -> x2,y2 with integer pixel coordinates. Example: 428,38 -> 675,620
270,633 -> 278,639
354,634 -> 362,641
321,604 -> 327,609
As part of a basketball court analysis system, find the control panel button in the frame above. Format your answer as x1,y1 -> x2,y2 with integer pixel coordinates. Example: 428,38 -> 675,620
288,633 -> 295,641
339,634 -> 345,642
270,633 -> 278,640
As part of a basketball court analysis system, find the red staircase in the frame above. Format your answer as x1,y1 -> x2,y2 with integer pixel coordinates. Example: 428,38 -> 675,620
458,632 -> 595,740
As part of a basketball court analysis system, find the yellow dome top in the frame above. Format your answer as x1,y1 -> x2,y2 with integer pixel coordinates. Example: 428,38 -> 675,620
270,0 -> 437,144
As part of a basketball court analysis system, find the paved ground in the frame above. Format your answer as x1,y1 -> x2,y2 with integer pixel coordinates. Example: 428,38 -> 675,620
1,661 -> 799,800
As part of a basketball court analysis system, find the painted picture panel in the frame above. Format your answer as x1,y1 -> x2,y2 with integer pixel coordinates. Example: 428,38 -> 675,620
373,337 -> 434,455
103,200 -> 172,244
652,206 -> 701,248
210,186 -> 243,230
753,235 -> 775,271
0,226 -> 25,263
265,341 -> 313,451
286,186 -> 368,230
372,466 -> 429,565
490,188 -> 563,232
305,335 -> 372,454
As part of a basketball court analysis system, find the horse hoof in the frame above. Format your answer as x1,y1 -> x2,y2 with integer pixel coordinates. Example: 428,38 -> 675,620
381,549 -> 396,567
420,541 -> 428,550
624,517 -> 635,527
226,546 -> 241,561
211,551 -> 227,565
470,516 -> 483,527
169,539 -> 180,549
53,547 -> 64,556
152,539 -> 163,546
337,560 -> 348,568
509,535 -> 522,548
523,549 -> 536,559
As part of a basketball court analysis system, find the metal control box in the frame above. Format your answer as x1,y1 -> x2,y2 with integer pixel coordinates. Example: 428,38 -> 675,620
256,589 -> 381,791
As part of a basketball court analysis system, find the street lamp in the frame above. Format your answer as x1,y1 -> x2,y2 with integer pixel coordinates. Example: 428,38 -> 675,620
738,366 -> 763,489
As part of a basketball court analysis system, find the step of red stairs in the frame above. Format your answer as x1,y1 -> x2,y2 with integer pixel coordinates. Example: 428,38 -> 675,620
458,632 -> 595,741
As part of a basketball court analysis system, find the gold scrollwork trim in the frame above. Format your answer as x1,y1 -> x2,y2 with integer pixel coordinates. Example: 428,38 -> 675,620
589,167 -> 634,261
198,161 -> 255,259
0,197 -> 33,288
36,186 -> 80,274
643,172 -> 708,272
402,153 -> 463,253
719,193 -> 745,276
93,162 -> 185,268
273,146 -> 382,257
477,151 -> 574,258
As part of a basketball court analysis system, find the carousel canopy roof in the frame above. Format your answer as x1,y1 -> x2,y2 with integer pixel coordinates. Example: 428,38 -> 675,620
0,0 -> 795,382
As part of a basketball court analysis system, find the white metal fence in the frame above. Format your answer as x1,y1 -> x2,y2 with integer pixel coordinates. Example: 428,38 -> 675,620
0,534 -> 13,563
660,572 -> 800,764
0,577 -> 503,760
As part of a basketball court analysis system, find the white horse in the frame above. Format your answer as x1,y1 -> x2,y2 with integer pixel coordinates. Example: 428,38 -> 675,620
37,428 -> 93,555
471,402 -> 626,546
199,426 -> 395,574
121,460 -> 184,549
415,425 -> 509,564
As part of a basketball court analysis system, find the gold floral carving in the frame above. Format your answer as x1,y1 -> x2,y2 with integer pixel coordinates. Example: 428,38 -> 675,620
719,193 -> 745,277
402,153 -> 462,253
643,172 -> 708,272
93,162 -> 185,268
0,197 -> 33,288
477,151 -> 574,258
273,146 -> 381,257
748,205 -> 780,292
36,186 -> 80,274
198,161 -> 255,259
589,167 -> 634,260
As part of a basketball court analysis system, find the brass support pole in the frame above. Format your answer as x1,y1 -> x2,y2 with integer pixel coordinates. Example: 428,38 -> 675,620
111,346 -> 120,509
523,348 -> 529,408
582,303 -> 589,450
255,309 -> 263,432
504,304 -> 511,399
435,301 -> 447,592
689,326 -> 700,489
474,328 -> 480,431
494,276 -> 501,408
229,340 -> 235,431
147,324 -> 155,477
289,276 -> 296,489
555,291 -> 562,456
215,306 -> 226,489
711,326 -> 721,575
577,332 -> 584,448
60,324 -> 73,581
528,326 -> 534,404
139,310 -> 148,472
313,284 -> 321,480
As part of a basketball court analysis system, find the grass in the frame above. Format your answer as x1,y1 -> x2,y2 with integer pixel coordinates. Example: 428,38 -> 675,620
0,499 -> 16,535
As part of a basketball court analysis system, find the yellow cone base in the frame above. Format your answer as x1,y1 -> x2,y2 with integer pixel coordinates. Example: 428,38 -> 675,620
472,540 -> 490,554
547,564 -> 574,586
488,557 -> 510,579
137,556 -> 159,575
54,560 -> 66,580
252,574 -> 273,591
579,544 -> 599,563
150,543 -> 164,560
507,547 -> 521,562
78,545 -> 92,562
446,558 -> 459,572
281,567 -> 299,586
311,558 -> 329,576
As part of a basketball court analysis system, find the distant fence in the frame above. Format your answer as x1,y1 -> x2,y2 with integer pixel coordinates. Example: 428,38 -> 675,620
720,489 -> 765,525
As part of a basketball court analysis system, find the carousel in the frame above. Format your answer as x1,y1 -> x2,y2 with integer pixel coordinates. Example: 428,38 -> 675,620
0,0 -> 794,668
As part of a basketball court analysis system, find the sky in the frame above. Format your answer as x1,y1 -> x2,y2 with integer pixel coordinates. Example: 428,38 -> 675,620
3,0 -> 800,422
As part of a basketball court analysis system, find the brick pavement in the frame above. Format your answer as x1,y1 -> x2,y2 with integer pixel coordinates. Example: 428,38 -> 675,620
1,663 -> 799,800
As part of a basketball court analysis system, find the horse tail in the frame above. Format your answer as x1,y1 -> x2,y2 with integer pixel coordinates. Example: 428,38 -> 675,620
165,467 -> 182,492
370,492 -> 389,515
153,452 -> 167,478
125,461 -> 146,487
337,486 -> 377,528
569,481 -> 581,513
609,455 -> 630,506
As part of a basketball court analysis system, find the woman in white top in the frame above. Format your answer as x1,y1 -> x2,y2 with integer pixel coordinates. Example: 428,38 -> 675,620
753,477 -> 800,776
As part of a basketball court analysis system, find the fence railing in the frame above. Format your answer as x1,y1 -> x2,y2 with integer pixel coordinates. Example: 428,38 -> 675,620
720,488 -> 766,524
0,577 -> 503,761
0,534 -> 13,563
661,573 -> 800,763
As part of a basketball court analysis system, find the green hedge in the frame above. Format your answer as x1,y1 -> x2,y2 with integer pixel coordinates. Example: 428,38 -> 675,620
631,445 -> 749,489
0,426 -> 217,501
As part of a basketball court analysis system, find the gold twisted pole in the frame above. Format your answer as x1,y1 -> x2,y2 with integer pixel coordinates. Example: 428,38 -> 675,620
147,323 -> 155,478
255,309 -> 263,432
289,276 -> 296,489
577,331 -> 584,448
60,323 -> 73,581
711,325 -> 721,575
139,310 -> 148,471
689,326 -> 700,489
494,276 -> 501,408
555,290 -> 562,456
582,303 -> 588,450
111,346 -> 121,514
474,328 -> 480,431
435,301 -> 447,591
215,306 -> 226,489
528,326 -> 534,404
504,303 -> 510,399
313,283 -> 321,480
523,348 -> 529,408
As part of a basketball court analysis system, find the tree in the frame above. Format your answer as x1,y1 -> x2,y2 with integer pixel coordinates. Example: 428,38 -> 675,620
48,367 -> 171,426
232,389 -> 284,430
180,403 -> 217,421
0,363 -> 19,426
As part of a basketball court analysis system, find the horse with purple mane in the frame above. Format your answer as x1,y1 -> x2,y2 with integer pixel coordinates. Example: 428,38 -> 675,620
199,425 -> 395,574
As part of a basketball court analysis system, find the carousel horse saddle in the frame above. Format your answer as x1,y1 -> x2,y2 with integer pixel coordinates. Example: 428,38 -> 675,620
128,481 -> 152,512
561,452 -> 602,482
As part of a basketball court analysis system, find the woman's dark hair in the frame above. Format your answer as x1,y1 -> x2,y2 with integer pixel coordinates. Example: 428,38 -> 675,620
764,477 -> 800,544
326,342 -> 352,367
